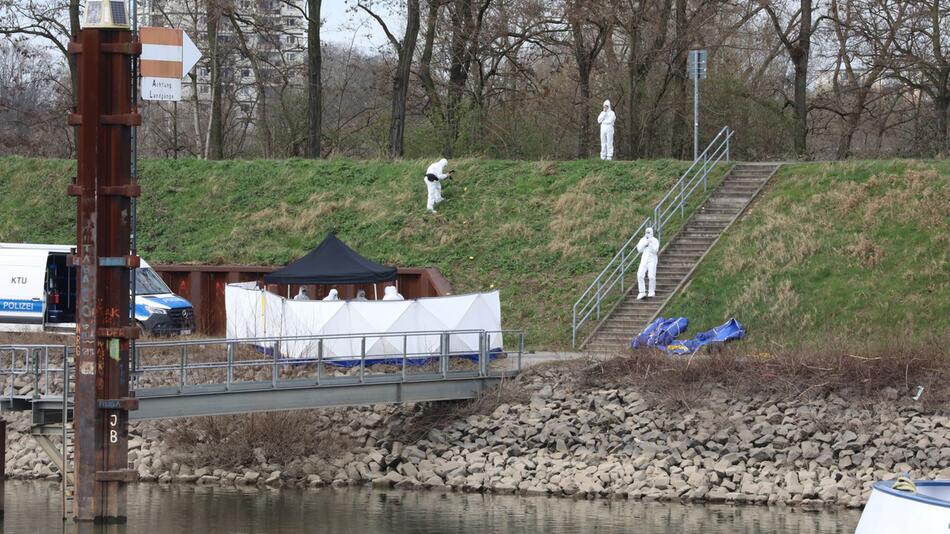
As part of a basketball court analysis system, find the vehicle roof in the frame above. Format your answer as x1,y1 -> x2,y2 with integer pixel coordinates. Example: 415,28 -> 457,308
0,243 -> 74,253
0,244 -> 151,267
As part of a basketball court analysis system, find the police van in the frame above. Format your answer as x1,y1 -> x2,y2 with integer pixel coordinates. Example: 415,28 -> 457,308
0,243 -> 195,336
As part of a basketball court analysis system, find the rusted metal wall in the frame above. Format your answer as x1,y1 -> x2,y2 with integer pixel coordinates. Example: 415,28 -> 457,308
152,265 -> 453,336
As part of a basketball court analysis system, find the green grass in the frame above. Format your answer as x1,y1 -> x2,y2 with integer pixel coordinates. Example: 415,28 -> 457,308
663,160 -> 950,346
0,156 -> 698,348
5,157 -> 945,350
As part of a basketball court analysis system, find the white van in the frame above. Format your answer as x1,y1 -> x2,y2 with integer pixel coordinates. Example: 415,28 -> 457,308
0,243 -> 195,335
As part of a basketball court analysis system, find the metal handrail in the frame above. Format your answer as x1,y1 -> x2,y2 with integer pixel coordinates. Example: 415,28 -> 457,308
571,126 -> 734,346
0,328 -> 524,400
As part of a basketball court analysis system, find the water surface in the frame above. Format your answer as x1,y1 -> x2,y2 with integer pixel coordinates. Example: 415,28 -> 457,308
1,481 -> 860,533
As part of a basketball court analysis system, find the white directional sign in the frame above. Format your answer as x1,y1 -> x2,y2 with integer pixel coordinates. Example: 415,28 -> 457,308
140,26 -> 202,101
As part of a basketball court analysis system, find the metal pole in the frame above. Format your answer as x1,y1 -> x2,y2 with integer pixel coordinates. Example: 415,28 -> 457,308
359,337 -> 365,383
571,311 -> 576,348
317,338 -> 324,384
226,342 -> 234,390
693,74 -> 699,162
401,335 -> 407,381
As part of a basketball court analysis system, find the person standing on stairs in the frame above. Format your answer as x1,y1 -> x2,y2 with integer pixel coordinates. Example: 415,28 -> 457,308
598,100 -> 616,160
636,227 -> 659,300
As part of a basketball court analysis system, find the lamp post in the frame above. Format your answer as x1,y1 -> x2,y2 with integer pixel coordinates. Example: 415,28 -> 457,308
68,0 -> 141,522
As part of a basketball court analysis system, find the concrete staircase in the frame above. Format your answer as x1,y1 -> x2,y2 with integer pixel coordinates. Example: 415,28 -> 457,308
584,163 -> 781,353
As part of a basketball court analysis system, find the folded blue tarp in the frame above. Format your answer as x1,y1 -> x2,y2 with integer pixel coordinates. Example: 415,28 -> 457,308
630,317 -> 689,349
662,318 -> 745,355
630,317 -> 745,355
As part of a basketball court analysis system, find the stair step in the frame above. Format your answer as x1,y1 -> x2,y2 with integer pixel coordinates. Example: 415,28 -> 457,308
673,237 -> 717,244
609,313 -> 661,320
666,248 -> 712,255
718,183 -> 764,189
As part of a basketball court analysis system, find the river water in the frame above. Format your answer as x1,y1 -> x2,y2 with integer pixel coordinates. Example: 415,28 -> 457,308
1,481 -> 860,533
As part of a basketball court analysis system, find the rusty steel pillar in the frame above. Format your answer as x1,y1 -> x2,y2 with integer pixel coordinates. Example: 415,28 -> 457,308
67,25 -> 141,524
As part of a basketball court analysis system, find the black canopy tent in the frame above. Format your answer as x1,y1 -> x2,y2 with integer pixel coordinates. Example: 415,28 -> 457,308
263,233 -> 398,286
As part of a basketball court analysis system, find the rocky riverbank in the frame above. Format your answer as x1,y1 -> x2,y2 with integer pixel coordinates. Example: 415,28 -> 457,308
3,365 -> 948,509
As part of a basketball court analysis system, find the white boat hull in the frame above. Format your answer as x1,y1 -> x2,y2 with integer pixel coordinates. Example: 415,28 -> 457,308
855,480 -> 950,534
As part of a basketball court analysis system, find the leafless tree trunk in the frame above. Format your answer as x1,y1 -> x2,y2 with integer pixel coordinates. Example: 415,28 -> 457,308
763,0 -> 815,158
307,0 -> 322,158
206,0 -> 225,160
359,0 -> 421,158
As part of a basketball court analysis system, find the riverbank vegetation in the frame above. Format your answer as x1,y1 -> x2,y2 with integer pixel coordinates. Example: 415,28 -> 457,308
0,157 -> 946,350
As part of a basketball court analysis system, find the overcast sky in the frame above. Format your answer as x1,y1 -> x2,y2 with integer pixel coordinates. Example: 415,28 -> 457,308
320,0 -> 399,50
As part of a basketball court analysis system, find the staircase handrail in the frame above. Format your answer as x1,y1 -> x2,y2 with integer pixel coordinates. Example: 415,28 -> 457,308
571,126 -> 734,347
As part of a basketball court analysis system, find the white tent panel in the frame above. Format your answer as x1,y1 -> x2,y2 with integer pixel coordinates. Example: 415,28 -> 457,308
225,285 -> 503,360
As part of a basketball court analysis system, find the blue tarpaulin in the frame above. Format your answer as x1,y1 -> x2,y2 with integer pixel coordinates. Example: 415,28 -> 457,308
630,317 -> 689,349
631,317 -> 745,355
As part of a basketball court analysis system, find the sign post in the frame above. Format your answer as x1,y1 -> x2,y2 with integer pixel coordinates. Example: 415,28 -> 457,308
140,26 -> 201,101
687,49 -> 708,161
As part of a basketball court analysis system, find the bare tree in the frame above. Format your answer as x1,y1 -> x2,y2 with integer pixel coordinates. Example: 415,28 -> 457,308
761,0 -> 816,158
619,0 -> 674,158
887,0 -> 950,154
820,0 -> 906,158
206,0 -> 226,160
359,0 -> 421,158
566,0 -> 612,158
306,0 -> 322,157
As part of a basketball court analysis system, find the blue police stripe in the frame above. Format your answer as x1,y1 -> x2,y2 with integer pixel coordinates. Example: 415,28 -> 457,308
0,299 -> 43,313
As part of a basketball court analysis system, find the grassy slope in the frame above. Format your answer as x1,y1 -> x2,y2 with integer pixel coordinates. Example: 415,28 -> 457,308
0,156 -> 698,348
664,160 -> 950,346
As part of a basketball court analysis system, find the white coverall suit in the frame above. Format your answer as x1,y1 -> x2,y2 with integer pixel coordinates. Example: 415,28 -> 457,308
382,286 -> 404,301
424,158 -> 450,213
598,100 -> 616,160
636,227 -> 659,299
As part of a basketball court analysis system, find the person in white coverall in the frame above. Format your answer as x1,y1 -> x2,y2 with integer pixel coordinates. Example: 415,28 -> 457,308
636,227 -> 659,299
323,288 -> 339,301
382,286 -> 405,301
424,158 -> 453,213
293,287 -> 310,300
598,100 -> 616,160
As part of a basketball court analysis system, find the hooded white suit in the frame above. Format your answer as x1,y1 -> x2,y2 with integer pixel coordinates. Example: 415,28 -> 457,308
597,100 -> 616,160
293,287 -> 310,300
382,286 -> 404,301
636,227 -> 659,298
424,158 -> 450,212
322,289 -> 339,301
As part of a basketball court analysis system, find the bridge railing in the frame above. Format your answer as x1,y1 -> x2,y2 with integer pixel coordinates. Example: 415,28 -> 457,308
0,344 -> 71,401
132,329 -> 523,394
571,126 -> 734,347
0,329 -> 524,402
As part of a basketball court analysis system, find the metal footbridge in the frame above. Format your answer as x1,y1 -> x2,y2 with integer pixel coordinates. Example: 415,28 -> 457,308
0,330 -> 521,519
0,329 -> 523,424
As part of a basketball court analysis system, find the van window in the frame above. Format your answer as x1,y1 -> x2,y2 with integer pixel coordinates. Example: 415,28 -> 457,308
135,268 -> 172,296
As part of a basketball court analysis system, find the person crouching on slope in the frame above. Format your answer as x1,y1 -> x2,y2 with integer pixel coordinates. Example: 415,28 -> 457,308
424,158 -> 453,213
